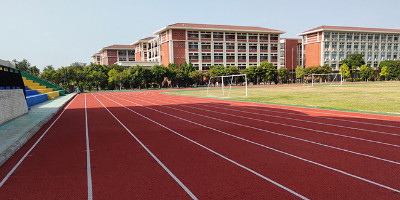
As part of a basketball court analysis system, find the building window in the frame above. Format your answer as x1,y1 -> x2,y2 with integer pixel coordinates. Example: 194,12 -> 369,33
201,42 -> 211,49
260,44 -> 268,51
260,34 -> 268,41
226,33 -> 235,40
361,34 -> 367,41
189,53 -> 198,60
213,32 -> 223,39
271,54 -> 278,60
226,53 -> 235,60
238,54 -> 246,60
128,58 -> 135,61
339,33 -> 346,41
260,54 -> 268,61
270,35 -> 278,41
189,42 -> 198,49
202,64 -> 211,71
324,32 -> 330,40
249,54 -> 257,60
237,33 -> 247,40
271,44 -> 278,51
249,34 -> 258,40
214,43 -> 223,50
214,53 -> 223,60
249,44 -> 257,51
226,43 -> 235,50
118,57 -> 126,61
367,35 -> 373,41
118,50 -> 127,56
375,35 -> 380,41
346,33 -> 352,40
201,32 -> 211,39
354,34 -> 360,41
354,43 -> 359,49
128,50 -> 135,55
238,43 -> 246,50
188,31 -> 199,39
339,43 -> 345,50
202,53 -> 211,60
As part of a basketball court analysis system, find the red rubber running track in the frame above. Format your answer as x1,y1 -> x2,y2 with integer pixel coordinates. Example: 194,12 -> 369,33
1,91 -> 400,199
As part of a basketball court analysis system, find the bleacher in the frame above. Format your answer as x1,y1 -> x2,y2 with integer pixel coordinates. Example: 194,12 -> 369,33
24,86 -> 48,107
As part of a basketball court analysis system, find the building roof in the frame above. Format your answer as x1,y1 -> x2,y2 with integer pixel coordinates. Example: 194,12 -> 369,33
298,25 -> 400,36
131,37 -> 156,45
154,23 -> 285,34
96,44 -> 135,54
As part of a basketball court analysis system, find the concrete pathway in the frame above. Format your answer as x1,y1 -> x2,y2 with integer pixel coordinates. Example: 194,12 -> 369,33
0,93 -> 76,167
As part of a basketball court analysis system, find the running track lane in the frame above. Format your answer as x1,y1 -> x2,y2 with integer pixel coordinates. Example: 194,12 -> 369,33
121,93 -> 400,191
128,92 -> 400,162
157,93 -> 400,144
100,92 -> 400,199
85,93 -> 197,199
0,94 -> 89,199
92,93 -> 307,199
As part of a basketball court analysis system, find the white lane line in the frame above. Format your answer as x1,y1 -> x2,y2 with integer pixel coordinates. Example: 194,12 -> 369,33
0,94 -> 78,188
96,93 -> 308,200
85,94 -> 93,200
91,94 -> 198,200
105,93 -> 400,194
127,94 -> 400,149
163,93 -> 400,127
124,94 -> 400,166
155,94 -> 400,137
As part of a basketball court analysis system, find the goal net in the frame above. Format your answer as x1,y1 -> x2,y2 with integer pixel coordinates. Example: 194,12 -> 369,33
303,73 -> 343,86
206,74 -> 248,98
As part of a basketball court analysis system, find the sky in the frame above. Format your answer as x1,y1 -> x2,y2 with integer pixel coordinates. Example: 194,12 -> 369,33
1,0 -> 399,70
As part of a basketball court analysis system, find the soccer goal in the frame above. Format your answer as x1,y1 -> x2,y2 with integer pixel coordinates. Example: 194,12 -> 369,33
303,73 -> 343,86
206,74 -> 248,98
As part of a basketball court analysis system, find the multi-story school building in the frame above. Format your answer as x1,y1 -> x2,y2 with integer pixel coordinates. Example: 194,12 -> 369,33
279,38 -> 302,71
298,26 -> 400,70
92,23 -> 286,70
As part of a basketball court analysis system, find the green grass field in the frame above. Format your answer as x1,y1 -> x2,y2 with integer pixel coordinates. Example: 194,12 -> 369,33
164,82 -> 400,115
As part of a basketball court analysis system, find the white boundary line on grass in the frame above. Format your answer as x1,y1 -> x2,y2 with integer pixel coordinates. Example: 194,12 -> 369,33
104,93 -> 400,194
124,94 -> 400,166
0,94 -> 78,188
91,94 -> 198,200
96,93 -> 309,200
85,94 -> 93,200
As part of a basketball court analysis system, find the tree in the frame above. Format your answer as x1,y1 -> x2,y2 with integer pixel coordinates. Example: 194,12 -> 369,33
359,65 -> 373,81
167,63 -> 178,87
295,66 -> 304,82
226,66 -> 239,75
241,66 -> 257,84
259,61 -> 276,84
178,62 -> 195,87
14,59 -> 31,72
208,65 -> 226,77
189,70 -> 204,86
339,63 -> 351,79
151,65 -> 168,88
342,53 -> 365,80
277,68 -> 289,84
29,66 -> 40,77
380,66 -> 388,81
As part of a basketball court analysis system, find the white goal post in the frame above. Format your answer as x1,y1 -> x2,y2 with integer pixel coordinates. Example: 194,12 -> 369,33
303,73 -> 343,86
206,74 -> 248,98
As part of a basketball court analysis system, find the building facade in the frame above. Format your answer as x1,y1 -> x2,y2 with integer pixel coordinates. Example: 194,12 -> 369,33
92,45 -> 136,66
153,23 -> 285,70
92,23 -> 286,70
279,38 -> 302,71
298,26 -> 400,70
